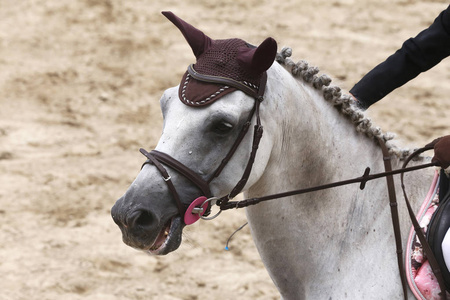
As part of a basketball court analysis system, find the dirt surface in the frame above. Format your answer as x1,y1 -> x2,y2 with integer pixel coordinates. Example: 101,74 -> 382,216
1,1 -> 449,299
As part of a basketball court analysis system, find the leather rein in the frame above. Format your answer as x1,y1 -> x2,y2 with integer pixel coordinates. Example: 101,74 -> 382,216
139,67 -> 448,299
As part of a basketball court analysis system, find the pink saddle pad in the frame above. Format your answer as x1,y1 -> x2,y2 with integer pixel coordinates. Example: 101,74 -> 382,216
405,170 -> 450,299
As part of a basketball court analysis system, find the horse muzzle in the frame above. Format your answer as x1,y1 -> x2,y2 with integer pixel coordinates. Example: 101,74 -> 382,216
111,194 -> 184,255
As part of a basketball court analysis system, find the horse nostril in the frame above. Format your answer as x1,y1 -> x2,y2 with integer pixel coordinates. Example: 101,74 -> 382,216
111,202 -> 125,227
127,210 -> 156,229
135,211 -> 154,227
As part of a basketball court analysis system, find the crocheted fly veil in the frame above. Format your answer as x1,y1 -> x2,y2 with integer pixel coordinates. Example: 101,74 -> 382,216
162,11 -> 277,106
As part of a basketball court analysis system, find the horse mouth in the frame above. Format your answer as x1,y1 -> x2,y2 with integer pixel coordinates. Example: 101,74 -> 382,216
147,216 -> 183,255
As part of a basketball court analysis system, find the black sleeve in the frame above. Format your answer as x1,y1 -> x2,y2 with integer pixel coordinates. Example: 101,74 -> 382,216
350,5 -> 450,110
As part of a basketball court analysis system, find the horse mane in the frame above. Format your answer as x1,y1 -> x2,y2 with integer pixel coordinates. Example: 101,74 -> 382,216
276,47 -> 422,161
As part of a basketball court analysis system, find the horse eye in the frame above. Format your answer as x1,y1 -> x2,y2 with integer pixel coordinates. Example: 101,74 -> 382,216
213,122 -> 233,134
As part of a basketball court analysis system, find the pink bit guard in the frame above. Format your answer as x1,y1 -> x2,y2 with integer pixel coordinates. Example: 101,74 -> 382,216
184,196 -> 208,225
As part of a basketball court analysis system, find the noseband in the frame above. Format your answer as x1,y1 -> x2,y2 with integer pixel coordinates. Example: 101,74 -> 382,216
140,65 -> 267,224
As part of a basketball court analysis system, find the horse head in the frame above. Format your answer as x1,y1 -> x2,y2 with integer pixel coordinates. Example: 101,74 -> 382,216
111,12 -> 277,255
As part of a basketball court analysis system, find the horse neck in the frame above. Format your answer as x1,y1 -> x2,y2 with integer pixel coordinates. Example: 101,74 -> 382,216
248,62 -> 433,247
251,65 -> 386,197
245,64 -> 435,298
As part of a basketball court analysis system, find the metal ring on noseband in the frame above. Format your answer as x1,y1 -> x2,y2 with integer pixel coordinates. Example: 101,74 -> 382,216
199,197 -> 222,220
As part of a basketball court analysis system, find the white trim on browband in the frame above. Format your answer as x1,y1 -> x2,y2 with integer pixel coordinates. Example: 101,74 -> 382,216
181,73 -> 230,105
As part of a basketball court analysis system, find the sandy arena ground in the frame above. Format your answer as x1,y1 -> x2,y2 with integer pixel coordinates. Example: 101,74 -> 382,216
1,0 -> 449,299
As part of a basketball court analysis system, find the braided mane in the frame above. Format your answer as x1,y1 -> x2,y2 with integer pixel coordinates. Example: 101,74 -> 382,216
276,47 -> 421,161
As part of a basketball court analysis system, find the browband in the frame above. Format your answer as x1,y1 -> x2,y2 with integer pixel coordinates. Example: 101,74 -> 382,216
188,64 -> 264,100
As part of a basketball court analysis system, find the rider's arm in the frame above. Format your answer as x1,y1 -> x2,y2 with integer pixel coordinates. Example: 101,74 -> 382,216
350,5 -> 450,110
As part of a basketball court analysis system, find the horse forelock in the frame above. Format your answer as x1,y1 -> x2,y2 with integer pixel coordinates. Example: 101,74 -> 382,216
275,47 -> 423,161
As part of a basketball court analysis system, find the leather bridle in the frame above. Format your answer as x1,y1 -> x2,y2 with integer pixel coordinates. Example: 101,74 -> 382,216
139,65 -> 267,223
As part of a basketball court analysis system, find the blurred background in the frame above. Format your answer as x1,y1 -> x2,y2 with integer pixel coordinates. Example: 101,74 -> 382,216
0,1 -> 448,299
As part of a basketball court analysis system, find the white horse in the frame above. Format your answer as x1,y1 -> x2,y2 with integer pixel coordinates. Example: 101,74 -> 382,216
111,12 -> 435,299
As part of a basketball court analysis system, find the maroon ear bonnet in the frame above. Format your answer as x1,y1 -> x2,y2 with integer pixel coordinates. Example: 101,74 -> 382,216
162,11 -> 277,106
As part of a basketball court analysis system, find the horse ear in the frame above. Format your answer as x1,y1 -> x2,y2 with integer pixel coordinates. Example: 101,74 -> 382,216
162,11 -> 212,59
237,37 -> 278,75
